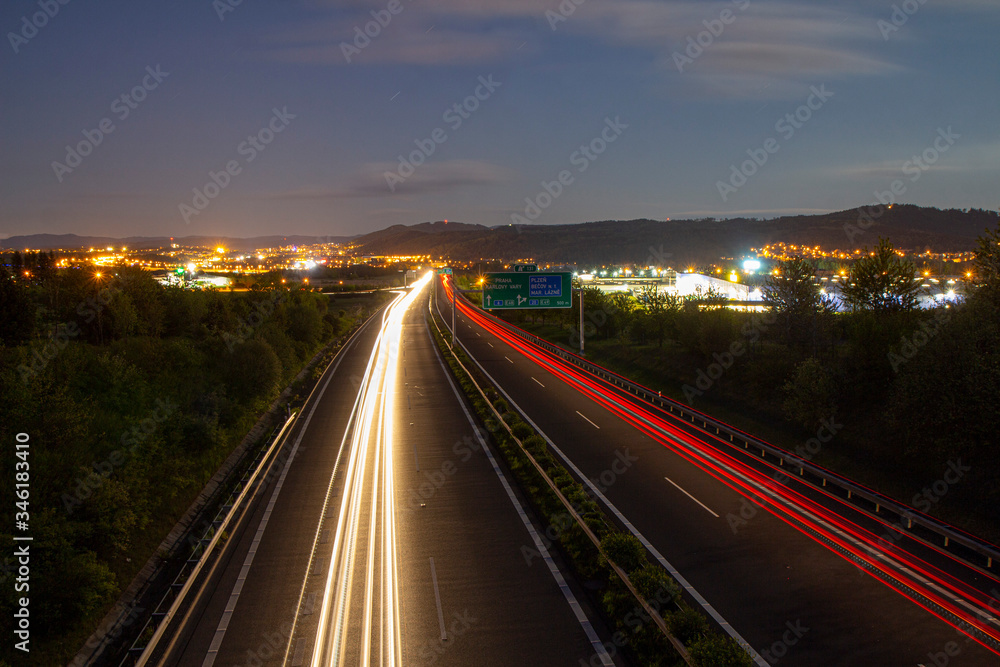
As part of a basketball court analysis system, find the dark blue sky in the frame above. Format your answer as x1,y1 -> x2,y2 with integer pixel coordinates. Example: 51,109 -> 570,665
2,0 -> 998,239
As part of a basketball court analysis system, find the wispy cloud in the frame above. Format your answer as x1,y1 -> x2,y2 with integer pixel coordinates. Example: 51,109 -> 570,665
832,141 -> 1000,180
258,1 -> 909,97
578,2 -> 898,97
261,25 -> 528,65
677,207 -> 835,218
260,160 -> 514,199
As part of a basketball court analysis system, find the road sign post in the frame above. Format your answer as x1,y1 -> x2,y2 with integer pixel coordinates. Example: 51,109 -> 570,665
579,285 -> 584,355
482,272 -> 572,310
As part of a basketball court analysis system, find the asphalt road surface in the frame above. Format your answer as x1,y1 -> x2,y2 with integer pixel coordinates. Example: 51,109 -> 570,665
435,276 -> 1000,667
159,278 -> 617,667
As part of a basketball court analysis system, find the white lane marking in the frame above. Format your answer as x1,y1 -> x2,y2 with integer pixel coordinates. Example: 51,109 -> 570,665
429,557 -> 447,641
487,342 -> 494,348
427,319 -> 614,667
476,332 -> 481,337
532,377 -> 545,388
203,320 -> 370,667
447,332 -> 767,666
664,476 -> 719,518
281,300 -> 403,667
576,411 -> 600,429
504,356 -> 514,364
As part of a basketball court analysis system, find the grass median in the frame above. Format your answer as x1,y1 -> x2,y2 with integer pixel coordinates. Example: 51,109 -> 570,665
428,309 -> 754,667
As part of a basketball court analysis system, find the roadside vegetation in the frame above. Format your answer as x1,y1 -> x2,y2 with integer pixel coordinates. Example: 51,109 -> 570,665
429,311 -> 753,666
0,263 -> 387,664
489,225 -> 1000,542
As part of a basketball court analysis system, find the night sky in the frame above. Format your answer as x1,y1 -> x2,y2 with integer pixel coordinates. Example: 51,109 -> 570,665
2,0 -> 998,239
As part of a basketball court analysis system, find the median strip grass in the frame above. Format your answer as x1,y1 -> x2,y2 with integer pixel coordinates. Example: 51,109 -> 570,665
428,307 -> 754,667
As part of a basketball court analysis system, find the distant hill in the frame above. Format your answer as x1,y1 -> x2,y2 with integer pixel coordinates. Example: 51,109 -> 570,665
350,206 -> 998,265
0,233 -> 354,251
348,221 -> 489,253
5,206 -> 996,264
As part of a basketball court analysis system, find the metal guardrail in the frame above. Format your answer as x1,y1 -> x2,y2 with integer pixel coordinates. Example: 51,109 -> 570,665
427,300 -> 695,665
102,307 -> 391,667
122,412 -> 298,666
461,295 -> 1000,573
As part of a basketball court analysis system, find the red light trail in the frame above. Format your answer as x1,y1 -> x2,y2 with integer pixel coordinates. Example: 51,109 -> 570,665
441,276 -> 1000,655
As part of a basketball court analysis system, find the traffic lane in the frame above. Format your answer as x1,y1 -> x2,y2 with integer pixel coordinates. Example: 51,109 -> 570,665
489,306 -> 1000,642
395,298 -> 610,666
454,309 -> 998,665
462,310 -> 992,659
170,310 -> 385,665
439,288 -> 1000,604
606,383 -> 1000,608
447,302 -> 999,666
397,297 -> 608,665
167,308 -> 388,667
534,342 -> 1000,603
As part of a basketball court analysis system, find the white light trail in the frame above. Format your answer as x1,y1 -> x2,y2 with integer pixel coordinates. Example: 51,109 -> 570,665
311,273 -> 431,667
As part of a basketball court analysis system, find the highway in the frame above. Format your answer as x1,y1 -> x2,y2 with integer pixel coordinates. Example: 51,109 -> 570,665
436,276 -> 1000,666
151,274 -> 616,667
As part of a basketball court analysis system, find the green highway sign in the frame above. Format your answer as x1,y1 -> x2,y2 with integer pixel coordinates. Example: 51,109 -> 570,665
512,264 -> 537,273
483,272 -> 572,309
436,267 -> 453,275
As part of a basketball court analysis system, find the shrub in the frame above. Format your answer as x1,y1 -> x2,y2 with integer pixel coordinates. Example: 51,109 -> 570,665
553,472 -> 575,490
511,422 -> 533,440
667,607 -> 710,645
630,565 -> 680,607
689,634 -> 755,667
522,434 -> 547,449
600,532 -> 647,573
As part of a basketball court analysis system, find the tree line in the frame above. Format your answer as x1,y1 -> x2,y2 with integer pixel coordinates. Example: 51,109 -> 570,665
496,224 -> 1000,531
0,265 -> 375,663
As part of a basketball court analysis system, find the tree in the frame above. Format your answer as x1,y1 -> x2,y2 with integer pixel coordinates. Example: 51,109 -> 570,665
607,291 -> 638,341
782,357 -> 836,429
287,302 -> 323,346
112,267 -> 165,336
840,238 -> 921,312
971,219 -> 1000,295
683,285 -> 728,311
251,270 -> 284,291
762,257 -> 833,348
763,258 -> 827,316
0,267 -> 35,345
224,339 -> 282,402
105,290 -> 139,341
635,283 -> 680,347
572,286 -> 608,339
